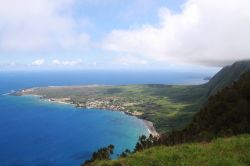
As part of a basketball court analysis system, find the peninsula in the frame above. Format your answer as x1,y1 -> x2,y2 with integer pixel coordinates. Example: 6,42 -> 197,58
14,85 -> 164,136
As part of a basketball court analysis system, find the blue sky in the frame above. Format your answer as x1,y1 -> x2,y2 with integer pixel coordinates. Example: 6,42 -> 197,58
0,0 -> 249,71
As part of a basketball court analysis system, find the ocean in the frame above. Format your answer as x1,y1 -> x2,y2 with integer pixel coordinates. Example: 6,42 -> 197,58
0,70 -> 212,166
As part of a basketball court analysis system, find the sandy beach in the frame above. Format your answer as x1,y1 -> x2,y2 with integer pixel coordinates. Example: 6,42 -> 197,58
143,120 -> 159,137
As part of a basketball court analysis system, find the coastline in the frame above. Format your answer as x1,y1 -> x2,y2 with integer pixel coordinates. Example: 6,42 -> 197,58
12,88 -> 159,137
143,120 -> 159,137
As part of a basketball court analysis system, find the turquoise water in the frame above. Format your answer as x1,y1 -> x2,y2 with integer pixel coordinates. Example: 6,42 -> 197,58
0,95 -> 148,166
0,70 -> 213,166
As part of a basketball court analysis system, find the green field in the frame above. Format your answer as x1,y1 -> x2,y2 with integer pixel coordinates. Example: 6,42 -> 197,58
92,135 -> 250,166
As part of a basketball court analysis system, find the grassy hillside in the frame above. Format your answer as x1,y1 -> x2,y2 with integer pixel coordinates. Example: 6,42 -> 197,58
92,135 -> 250,166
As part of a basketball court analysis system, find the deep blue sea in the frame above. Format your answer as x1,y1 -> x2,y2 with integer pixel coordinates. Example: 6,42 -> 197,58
0,70 -> 214,166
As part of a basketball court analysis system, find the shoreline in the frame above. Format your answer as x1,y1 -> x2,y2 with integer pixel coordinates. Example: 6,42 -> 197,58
12,88 -> 159,137
143,120 -> 159,137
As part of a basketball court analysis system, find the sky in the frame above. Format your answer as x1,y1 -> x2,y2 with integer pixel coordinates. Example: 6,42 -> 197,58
0,0 -> 250,71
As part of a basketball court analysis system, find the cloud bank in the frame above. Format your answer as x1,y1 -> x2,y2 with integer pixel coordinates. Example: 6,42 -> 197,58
0,0 -> 90,52
31,59 -> 45,66
102,0 -> 250,67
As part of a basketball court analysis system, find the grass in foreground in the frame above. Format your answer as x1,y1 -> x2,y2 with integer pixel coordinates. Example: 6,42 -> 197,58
92,135 -> 250,166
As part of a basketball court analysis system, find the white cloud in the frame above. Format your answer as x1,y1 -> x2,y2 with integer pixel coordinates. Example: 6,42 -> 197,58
51,59 -> 82,66
102,0 -> 250,67
0,0 -> 90,52
92,61 -> 97,66
115,55 -> 148,66
51,59 -> 61,65
32,59 -> 45,66
9,62 -> 16,66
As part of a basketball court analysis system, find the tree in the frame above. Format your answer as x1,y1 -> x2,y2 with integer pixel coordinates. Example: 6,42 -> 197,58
81,144 -> 115,166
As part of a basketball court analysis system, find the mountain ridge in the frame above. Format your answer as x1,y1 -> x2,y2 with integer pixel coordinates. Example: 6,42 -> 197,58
204,60 -> 250,97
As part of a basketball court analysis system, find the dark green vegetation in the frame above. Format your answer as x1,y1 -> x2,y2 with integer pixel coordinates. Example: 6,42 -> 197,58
91,135 -> 250,166
17,61 -> 250,134
83,134 -> 160,166
82,145 -> 114,166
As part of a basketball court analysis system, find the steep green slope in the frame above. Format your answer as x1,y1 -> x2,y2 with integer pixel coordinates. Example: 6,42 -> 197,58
203,60 -> 250,98
150,70 -> 250,147
174,70 -> 250,142
93,135 -> 250,166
